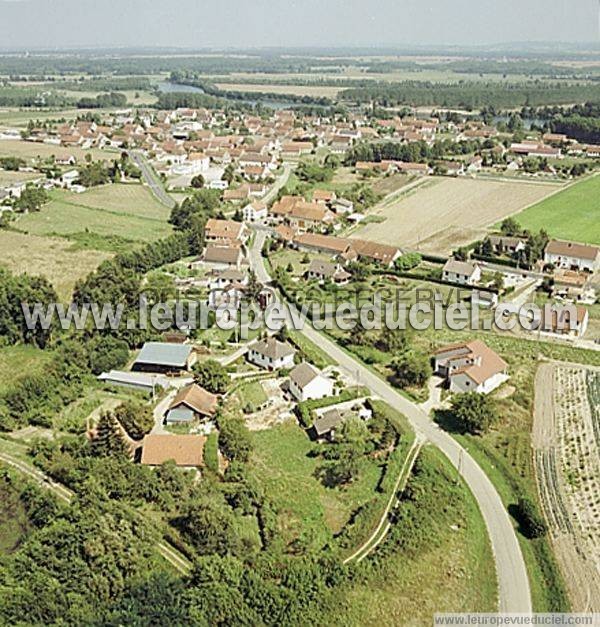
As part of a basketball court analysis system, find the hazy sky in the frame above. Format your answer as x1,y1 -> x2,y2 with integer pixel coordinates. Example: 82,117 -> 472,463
0,0 -> 598,50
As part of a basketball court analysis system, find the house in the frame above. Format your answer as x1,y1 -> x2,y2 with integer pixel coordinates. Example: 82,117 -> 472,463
97,370 -> 169,394
202,245 -> 243,270
311,404 -> 372,440
488,235 -> 526,255
132,342 -> 195,373
306,259 -> 351,284
551,270 -> 589,301
331,197 -> 354,215
349,239 -> 401,267
209,179 -> 229,190
141,434 -> 206,468
204,218 -> 247,245
242,201 -> 267,223
442,258 -> 481,285
59,169 -> 80,189
433,340 -> 509,394
544,240 -> 600,273
165,384 -> 218,424
538,305 -> 589,338
471,290 -> 499,309
312,189 -> 336,205
444,162 -> 465,176
288,362 -> 334,402
247,337 -> 296,370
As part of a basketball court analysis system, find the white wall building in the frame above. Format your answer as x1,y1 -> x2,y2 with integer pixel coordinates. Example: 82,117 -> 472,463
288,362 -> 334,402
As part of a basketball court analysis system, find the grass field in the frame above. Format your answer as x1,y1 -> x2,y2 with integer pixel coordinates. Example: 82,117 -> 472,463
16,184 -> 172,243
509,175 -> 600,245
252,420 -> 385,550
0,230 -> 111,300
0,170 -> 41,186
326,446 -> 498,623
354,176 -> 563,255
0,345 -> 52,394
0,139 -> 114,162
215,82 -> 343,98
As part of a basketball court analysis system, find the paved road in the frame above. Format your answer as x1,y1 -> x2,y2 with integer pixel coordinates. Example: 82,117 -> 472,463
130,151 -> 176,209
263,163 -> 294,205
248,231 -> 532,613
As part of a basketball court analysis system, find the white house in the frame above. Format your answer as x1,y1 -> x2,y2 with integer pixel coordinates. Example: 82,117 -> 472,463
288,362 -> 334,402
210,179 -> 229,190
247,337 -> 296,371
544,240 -> 600,273
442,258 -> 481,285
242,201 -> 267,223
59,169 -> 80,189
433,339 -> 508,394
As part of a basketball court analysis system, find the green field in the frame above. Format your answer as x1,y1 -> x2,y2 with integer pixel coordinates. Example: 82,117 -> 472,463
325,446 -> 498,623
17,184 -> 172,243
252,420 -> 385,550
0,479 -> 30,555
0,345 -> 52,395
510,175 -> 600,245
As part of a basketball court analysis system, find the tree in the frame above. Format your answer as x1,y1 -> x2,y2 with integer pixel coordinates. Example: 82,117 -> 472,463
390,351 -> 431,388
394,252 -> 422,272
217,415 -> 253,463
500,217 -> 521,236
480,237 -> 494,256
14,186 -> 49,213
193,359 -> 230,394
113,401 -> 154,440
87,335 -> 129,375
191,174 -> 205,188
91,411 -> 130,458
514,497 -> 548,539
377,328 -> 411,354
450,392 -> 499,435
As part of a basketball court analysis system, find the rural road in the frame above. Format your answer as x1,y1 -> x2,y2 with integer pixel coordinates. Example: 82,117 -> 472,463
263,162 -> 294,204
130,150 -> 176,209
249,228 -> 532,613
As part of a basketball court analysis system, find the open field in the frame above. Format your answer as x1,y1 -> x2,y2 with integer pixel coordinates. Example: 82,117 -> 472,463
533,363 -> 600,611
510,175 -> 600,246
0,170 -> 41,186
16,184 -> 172,244
251,420 -> 385,550
0,230 -> 111,300
56,89 -> 158,106
326,446 -> 498,623
353,177 -> 563,255
0,107 -> 106,128
0,345 -> 53,395
0,139 -> 114,162
215,82 -> 343,98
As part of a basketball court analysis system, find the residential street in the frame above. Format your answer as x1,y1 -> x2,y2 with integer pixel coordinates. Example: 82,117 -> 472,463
130,150 -> 176,209
248,228 -> 532,614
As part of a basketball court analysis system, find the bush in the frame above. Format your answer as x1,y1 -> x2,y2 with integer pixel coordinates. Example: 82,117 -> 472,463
515,497 -> 548,539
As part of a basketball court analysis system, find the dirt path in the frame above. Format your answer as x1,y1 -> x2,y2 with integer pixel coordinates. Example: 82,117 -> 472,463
533,362 -> 600,611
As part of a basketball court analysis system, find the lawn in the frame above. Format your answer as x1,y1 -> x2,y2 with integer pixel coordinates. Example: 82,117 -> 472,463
251,420 -> 384,551
0,345 -> 52,395
16,184 -> 172,244
509,175 -> 600,245
0,230 -> 112,300
235,380 -> 268,412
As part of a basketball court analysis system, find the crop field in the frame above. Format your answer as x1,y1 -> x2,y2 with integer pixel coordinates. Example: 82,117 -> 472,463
0,139 -> 113,162
17,184 -> 172,243
0,345 -> 53,395
0,230 -> 111,300
511,175 -> 600,246
533,363 -> 600,611
353,177 -> 562,255
214,82 -> 343,98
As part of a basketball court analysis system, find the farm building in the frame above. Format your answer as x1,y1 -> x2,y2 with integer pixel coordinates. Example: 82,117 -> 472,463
132,342 -> 195,373
165,383 -> 218,425
141,434 -> 206,468
97,370 -> 170,394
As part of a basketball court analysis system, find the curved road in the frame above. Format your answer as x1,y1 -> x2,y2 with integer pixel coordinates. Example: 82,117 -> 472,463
250,229 -> 532,613
130,151 -> 176,209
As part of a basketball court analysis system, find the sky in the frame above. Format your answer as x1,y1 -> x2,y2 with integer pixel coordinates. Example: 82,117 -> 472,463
0,0 -> 598,51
